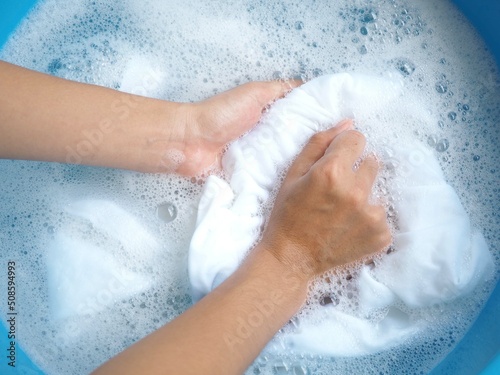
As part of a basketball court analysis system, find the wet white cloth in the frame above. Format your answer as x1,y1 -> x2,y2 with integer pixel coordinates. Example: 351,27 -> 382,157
188,73 -> 494,356
283,142 -> 493,356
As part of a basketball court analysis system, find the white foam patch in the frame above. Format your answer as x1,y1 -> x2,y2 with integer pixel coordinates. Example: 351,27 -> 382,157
0,0 -> 499,374
67,199 -> 160,253
47,234 -> 151,320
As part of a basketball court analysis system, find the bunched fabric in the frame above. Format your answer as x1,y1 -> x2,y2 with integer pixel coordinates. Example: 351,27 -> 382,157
188,73 -> 494,356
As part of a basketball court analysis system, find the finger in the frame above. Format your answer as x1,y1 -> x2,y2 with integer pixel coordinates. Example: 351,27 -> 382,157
355,154 -> 380,193
286,119 -> 353,180
321,130 -> 367,172
270,78 -> 303,98
251,79 -> 303,108
281,78 -> 303,91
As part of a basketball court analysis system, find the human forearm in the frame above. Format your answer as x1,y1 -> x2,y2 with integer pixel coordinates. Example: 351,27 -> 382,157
92,246 -> 307,375
0,60 -> 297,175
0,60 -> 187,172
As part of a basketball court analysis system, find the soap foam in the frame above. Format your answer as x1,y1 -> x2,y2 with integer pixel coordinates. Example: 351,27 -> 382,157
0,0 -> 499,374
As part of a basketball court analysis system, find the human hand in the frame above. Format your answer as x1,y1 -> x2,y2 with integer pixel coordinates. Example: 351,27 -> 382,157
0,61 -> 301,175
260,119 -> 391,281
165,80 -> 300,176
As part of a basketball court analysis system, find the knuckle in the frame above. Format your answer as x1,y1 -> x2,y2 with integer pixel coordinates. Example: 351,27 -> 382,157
311,161 -> 341,185
364,206 -> 387,229
372,205 -> 387,220
309,131 -> 330,146
375,230 -> 392,251
346,187 -> 365,208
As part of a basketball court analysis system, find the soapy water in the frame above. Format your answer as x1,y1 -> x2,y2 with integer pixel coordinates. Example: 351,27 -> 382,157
0,0 -> 499,374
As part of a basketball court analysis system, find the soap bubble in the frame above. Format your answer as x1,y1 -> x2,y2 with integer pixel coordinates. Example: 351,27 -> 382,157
156,202 -> 177,223
435,82 -> 448,94
320,294 -> 339,306
361,11 -> 377,23
273,71 -> 283,79
273,361 -> 290,374
427,134 -> 438,148
436,139 -> 450,152
292,365 -> 309,375
395,58 -> 416,76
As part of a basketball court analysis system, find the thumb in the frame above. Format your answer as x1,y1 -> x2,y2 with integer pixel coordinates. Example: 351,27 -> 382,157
251,79 -> 303,108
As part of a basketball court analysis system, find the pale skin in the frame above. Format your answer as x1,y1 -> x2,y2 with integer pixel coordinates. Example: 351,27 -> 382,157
0,60 -> 391,375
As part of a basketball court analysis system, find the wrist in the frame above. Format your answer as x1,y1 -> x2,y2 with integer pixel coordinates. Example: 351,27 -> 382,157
114,97 -> 190,173
244,244 -> 309,307
210,244 -> 308,354
259,231 -> 319,282
141,100 -> 191,174
132,100 -> 217,176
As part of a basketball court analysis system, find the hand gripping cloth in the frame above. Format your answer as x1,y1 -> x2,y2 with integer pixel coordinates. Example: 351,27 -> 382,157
188,73 -> 494,356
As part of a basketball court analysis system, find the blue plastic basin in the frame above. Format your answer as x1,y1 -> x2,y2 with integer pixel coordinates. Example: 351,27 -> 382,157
0,1 -> 499,374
